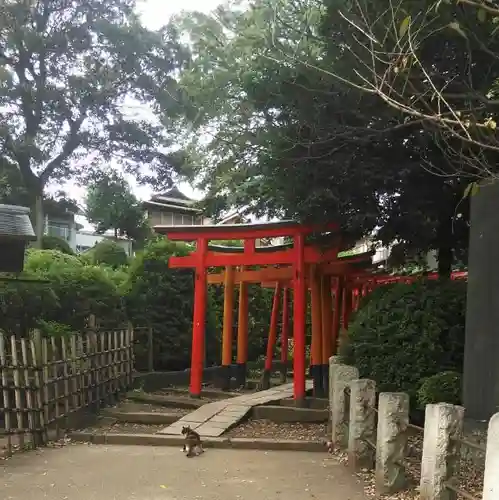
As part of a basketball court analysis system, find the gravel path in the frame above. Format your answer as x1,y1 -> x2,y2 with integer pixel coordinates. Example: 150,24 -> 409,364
116,401 -> 189,415
78,421 -> 164,435
329,429 -> 484,500
1,444 -> 369,500
226,419 -> 327,441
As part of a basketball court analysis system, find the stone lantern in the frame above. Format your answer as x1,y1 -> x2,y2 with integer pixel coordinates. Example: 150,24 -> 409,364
0,204 -> 36,273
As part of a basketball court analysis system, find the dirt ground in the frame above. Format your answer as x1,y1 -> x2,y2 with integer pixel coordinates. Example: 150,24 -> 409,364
1,444 -> 368,500
226,419 -> 327,441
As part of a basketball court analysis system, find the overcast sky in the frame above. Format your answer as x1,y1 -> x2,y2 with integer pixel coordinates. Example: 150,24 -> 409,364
57,0 -> 222,227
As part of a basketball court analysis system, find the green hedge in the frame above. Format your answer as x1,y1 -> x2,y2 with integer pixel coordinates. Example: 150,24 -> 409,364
124,237 -> 220,371
341,280 -> 466,402
89,240 -> 129,268
1,239 -> 277,371
41,235 -> 74,255
417,371 -> 462,407
0,249 -> 125,335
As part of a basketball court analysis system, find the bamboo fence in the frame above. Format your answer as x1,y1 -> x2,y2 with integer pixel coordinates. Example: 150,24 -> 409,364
0,328 -> 134,456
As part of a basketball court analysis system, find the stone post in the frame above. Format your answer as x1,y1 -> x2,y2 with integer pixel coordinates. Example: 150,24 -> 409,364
331,364 -> 359,449
419,403 -> 464,500
328,356 -> 345,405
375,392 -> 409,495
348,379 -> 376,469
327,355 -> 343,438
483,412 -> 499,500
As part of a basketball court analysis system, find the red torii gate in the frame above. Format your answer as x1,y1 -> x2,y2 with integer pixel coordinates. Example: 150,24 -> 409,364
209,249 -> 374,394
154,220 -> 343,404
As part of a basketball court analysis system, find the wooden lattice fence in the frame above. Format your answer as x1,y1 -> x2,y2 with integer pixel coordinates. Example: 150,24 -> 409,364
0,329 -> 134,456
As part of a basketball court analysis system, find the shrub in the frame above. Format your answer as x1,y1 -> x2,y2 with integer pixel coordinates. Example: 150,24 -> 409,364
43,264 -> 125,329
24,248 -> 83,275
37,320 -> 75,338
0,275 -> 59,335
16,249 -> 125,332
90,240 -> 128,268
341,280 -> 466,401
125,237 -> 218,371
41,235 -> 74,255
417,371 -> 462,408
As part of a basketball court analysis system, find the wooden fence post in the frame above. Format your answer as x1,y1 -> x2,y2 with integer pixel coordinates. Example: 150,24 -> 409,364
147,325 -> 154,372
0,332 -> 12,456
483,412 -> 499,500
419,403 -> 464,500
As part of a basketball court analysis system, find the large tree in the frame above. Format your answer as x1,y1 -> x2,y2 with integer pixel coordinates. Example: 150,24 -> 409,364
85,170 -> 150,242
0,0 -> 187,244
168,0 -> 469,273
319,0 -> 499,182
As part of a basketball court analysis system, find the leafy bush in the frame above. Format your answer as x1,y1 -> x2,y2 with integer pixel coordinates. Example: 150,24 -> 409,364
125,237 -> 218,371
90,240 -> 128,268
341,280 -> 466,401
417,371 -> 462,408
44,264 -> 125,329
0,276 -> 59,335
24,248 -> 83,275
0,249 -> 125,335
37,320 -> 75,338
41,235 -> 74,255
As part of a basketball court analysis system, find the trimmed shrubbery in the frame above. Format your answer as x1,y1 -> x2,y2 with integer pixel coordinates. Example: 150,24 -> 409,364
341,280 -> 466,403
41,235 -> 74,255
417,371 -> 462,407
0,238 -> 282,371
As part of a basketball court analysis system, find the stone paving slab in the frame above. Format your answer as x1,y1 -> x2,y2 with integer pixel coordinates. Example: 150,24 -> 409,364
159,381 -> 312,438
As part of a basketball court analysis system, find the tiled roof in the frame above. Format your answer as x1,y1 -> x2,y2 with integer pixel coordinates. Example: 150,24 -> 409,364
156,186 -> 192,201
0,204 -> 36,240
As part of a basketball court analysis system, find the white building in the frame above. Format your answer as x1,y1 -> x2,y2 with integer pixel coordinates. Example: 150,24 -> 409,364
75,230 -> 133,256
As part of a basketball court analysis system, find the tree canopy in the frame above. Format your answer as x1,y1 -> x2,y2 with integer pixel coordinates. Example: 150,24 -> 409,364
165,0 -> 470,274
0,0 -> 187,241
85,170 -> 150,242
320,0 -> 499,182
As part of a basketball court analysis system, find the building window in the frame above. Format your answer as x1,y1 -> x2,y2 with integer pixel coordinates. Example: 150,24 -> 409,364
181,214 -> 194,225
46,223 -> 71,241
161,212 -> 174,225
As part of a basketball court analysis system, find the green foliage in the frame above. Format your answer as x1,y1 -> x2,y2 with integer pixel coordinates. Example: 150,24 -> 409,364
0,159 -> 29,205
41,235 -> 74,255
168,0 -> 470,270
43,264 -> 125,329
0,0 -> 187,242
342,280 -> 466,401
37,320 -> 75,338
24,249 -> 84,275
90,240 -> 129,269
417,371 -> 462,408
1,249 -> 126,335
85,171 -> 151,243
1,238 -> 277,372
125,237 -> 217,371
0,277 -> 59,336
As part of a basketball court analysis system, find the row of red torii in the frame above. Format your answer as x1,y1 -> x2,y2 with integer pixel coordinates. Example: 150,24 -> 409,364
155,220 -> 467,404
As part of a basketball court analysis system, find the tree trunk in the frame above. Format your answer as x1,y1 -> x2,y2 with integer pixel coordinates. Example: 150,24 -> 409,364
30,189 -> 45,248
436,210 -> 453,278
437,243 -> 453,278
